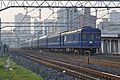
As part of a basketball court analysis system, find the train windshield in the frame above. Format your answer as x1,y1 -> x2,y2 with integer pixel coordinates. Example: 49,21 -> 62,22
96,33 -> 101,40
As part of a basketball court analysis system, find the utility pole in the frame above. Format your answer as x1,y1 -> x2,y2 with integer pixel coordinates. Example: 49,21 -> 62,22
0,18 -> 1,43
95,9 -> 97,28
0,18 -> 3,56
39,9 -> 41,20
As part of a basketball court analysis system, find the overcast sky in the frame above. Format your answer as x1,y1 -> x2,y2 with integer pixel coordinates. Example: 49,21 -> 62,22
0,1 -> 119,22
0,1 -> 120,30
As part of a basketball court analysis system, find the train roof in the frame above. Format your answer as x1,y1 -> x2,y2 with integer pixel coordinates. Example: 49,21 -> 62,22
61,29 -> 82,35
61,27 -> 100,35
32,38 -> 37,41
21,40 -> 27,44
47,33 -> 60,38
38,35 -> 47,39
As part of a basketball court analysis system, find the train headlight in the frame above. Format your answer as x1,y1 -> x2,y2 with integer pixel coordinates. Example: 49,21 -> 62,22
89,41 -> 93,44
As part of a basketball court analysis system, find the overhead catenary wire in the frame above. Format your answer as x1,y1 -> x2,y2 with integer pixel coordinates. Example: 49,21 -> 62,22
2,7 -> 111,43
13,1 -> 46,44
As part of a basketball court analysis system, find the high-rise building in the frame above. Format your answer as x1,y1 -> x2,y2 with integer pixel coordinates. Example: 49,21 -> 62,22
14,13 -> 31,40
14,13 -> 31,48
80,8 -> 96,28
57,8 -> 96,34
34,18 -> 43,37
110,10 -> 120,24
57,8 -> 83,33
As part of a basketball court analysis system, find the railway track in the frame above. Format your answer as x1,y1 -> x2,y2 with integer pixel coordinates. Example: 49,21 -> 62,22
50,53 -> 120,69
13,51 -> 120,80
14,51 -> 120,68
22,50 -> 120,69
89,58 -> 120,69
62,55 -> 120,69
25,54 -> 98,80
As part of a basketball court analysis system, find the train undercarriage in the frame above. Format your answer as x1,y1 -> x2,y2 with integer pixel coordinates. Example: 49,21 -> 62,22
36,47 -> 99,55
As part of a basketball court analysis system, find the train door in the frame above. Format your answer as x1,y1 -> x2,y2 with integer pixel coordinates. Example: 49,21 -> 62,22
61,35 -> 64,47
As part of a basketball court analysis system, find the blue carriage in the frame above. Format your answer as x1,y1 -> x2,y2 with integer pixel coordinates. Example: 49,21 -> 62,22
61,27 -> 101,54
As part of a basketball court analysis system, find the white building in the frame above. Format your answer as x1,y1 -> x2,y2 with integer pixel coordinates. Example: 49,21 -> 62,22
44,19 -> 56,35
98,10 -> 120,54
34,18 -> 43,37
101,33 -> 120,54
99,18 -> 120,34
110,10 -> 120,24
105,10 -> 120,33
98,18 -> 111,31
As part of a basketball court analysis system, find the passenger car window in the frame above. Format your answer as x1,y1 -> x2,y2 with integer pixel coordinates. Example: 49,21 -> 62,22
82,33 -> 86,39
64,36 -> 67,42
73,34 -> 79,41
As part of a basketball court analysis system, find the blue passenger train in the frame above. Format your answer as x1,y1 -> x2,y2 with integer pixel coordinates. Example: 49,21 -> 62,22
21,26 -> 101,55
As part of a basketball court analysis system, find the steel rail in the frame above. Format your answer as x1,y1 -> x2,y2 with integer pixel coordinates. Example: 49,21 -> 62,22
16,51 -> 120,80
26,55 -> 98,80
